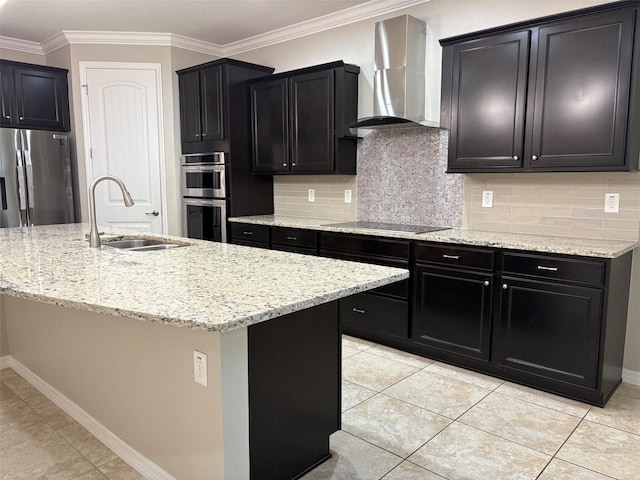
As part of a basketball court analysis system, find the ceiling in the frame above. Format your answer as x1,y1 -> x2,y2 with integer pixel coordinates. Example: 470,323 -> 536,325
0,0 -> 403,48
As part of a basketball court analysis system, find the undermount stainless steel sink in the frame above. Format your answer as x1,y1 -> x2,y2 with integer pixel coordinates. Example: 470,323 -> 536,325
103,238 -> 189,252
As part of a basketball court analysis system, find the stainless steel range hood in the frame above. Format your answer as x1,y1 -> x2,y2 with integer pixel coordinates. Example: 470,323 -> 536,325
351,14 -> 434,132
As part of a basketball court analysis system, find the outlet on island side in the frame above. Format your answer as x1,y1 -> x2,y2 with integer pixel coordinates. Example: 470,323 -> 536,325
604,193 -> 620,213
193,350 -> 208,387
482,190 -> 493,208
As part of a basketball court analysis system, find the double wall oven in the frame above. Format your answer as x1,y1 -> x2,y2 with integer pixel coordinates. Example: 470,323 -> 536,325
181,152 -> 227,242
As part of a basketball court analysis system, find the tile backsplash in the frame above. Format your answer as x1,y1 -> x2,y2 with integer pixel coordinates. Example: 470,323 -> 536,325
465,172 -> 640,241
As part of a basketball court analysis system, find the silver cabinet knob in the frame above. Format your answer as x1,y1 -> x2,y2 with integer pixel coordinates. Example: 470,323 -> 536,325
282,163 -> 288,167
19,116 -> 24,120
513,155 -> 519,161
292,163 -> 296,166
532,155 -> 538,161
502,284 -> 508,290
483,280 -> 490,286
4,115 -> 10,119
145,210 -> 159,216
202,133 -> 207,137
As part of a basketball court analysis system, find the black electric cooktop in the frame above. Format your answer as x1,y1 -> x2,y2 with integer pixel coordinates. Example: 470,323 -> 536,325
325,221 -> 450,234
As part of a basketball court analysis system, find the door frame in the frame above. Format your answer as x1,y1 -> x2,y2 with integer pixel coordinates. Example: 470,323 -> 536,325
79,61 -> 168,234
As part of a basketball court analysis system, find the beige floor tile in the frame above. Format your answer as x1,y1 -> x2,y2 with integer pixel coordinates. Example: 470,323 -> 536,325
342,394 -> 451,458
557,420 -> 640,479
24,392 -> 75,430
585,391 -> 640,435
342,345 -> 361,359
98,458 -> 144,480
2,373 -> 40,400
384,369 -> 491,418
459,392 -> 581,455
424,362 -> 503,390
0,367 -> 20,380
342,352 -> 419,392
382,461 -> 446,479
73,470 -> 109,480
301,430 -> 402,480
495,382 -> 591,418
538,458 -> 613,479
616,382 -> 640,400
367,345 -> 434,369
0,398 -> 46,449
408,423 -> 550,480
342,379 -> 376,412
342,335 -> 376,351
58,422 -> 118,467
0,424 -> 94,480
0,381 -> 23,408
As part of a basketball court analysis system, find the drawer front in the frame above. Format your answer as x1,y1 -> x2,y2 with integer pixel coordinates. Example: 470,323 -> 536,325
320,232 -> 410,260
340,293 -> 409,339
230,223 -> 270,243
502,253 -> 605,285
271,227 -> 318,249
415,243 -> 494,270
271,244 -> 317,255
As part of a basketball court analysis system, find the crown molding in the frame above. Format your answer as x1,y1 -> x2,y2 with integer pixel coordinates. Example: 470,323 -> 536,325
0,36 -> 44,55
1,0 -> 431,58
224,0 -> 432,55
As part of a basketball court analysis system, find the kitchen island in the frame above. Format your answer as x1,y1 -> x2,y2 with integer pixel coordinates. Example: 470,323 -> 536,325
0,224 -> 408,480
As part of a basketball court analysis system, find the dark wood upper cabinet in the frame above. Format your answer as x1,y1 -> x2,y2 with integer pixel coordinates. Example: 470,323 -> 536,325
177,58 -> 274,155
0,60 -> 70,131
441,2 -> 640,172
251,61 -> 359,175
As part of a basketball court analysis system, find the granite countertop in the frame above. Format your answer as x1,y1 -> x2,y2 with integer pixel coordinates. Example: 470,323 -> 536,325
0,224 -> 408,333
229,215 -> 639,258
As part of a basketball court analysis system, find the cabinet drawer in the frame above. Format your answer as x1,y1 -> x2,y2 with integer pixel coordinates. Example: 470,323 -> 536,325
502,253 -> 605,286
271,227 -> 317,249
415,243 -> 494,271
230,223 -> 270,243
340,293 -> 409,339
320,232 -> 410,260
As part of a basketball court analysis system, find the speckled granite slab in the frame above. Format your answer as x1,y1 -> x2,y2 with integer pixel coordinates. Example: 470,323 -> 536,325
0,224 -> 408,333
229,215 -> 638,258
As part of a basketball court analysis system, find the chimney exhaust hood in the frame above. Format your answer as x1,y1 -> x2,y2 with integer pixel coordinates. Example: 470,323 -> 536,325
351,14 -> 436,132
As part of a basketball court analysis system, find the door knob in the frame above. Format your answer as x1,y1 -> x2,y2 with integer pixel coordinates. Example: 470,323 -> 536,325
145,210 -> 159,216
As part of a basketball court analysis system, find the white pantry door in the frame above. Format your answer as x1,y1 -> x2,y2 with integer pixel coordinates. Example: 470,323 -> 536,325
81,62 -> 166,233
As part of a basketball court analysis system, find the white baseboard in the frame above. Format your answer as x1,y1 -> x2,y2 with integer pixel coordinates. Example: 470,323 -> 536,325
622,368 -> 640,386
5,356 -> 176,480
0,355 -> 12,369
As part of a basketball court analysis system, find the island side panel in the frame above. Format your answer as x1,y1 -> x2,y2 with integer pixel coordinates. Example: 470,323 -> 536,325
4,296 -> 226,480
248,300 -> 340,480
0,295 -> 8,359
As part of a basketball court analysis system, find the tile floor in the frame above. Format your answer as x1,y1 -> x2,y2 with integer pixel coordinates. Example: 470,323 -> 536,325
1,335 -> 639,479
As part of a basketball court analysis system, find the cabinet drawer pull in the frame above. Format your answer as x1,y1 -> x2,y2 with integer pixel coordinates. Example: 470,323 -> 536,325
352,308 -> 366,314
537,265 -> 558,272
502,284 -> 508,290
242,231 -> 254,236
286,236 -> 297,241
483,280 -> 490,286
442,254 -> 459,260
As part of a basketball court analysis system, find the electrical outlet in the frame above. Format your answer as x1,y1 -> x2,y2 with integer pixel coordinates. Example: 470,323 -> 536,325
604,193 -> 620,213
482,191 -> 493,208
193,350 -> 208,387
308,189 -> 315,202
344,189 -> 352,204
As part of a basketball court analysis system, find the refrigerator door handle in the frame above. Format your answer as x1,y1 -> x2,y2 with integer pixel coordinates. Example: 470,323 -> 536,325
0,177 -> 7,210
24,149 -> 35,209
16,152 -> 28,226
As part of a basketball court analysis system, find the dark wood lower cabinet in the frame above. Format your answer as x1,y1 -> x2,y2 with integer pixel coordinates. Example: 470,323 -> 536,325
413,264 -> 493,361
494,277 -> 602,388
340,292 -> 409,340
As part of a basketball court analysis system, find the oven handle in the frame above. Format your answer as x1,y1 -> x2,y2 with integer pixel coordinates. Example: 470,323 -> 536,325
181,152 -> 226,165
182,198 -> 226,207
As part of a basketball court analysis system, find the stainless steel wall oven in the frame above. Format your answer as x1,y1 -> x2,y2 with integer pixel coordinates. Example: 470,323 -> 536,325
181,152 -> 227,242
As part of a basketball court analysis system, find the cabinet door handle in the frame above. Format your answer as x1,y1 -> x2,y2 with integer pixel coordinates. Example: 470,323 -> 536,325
202,133 -> 207,137
282,163 -> 288,167
243,231 -> 254,236
19,116 -> 24,120
537,265 -> 558,272
4,115 -> 9,119
286,236 -> 297,241
532,154 -> 538,161
352,308 -> 366,314
195,133 -> 201,138
513,155 -> 519,161
442,254 -> 459,260
292,162 -> 296,166
502,284 -> 508,290
483,280 -> 490,286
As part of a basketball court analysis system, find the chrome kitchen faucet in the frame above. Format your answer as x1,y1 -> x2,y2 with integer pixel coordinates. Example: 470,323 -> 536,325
88,175 -> 135,248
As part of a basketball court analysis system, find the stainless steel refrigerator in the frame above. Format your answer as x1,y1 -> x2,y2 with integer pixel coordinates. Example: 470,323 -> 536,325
0,128 -> 75,228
